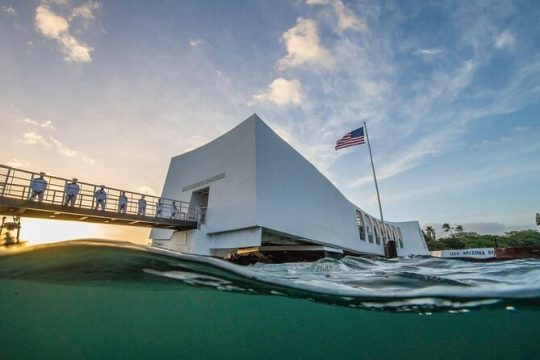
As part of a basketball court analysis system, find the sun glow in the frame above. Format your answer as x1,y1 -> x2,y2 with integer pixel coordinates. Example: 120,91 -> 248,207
18,219 -> 151,246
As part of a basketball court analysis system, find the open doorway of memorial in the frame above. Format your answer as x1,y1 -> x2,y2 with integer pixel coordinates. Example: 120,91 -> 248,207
189,187 -> 209,221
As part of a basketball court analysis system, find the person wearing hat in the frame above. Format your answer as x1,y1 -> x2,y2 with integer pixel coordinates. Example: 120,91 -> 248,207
171,201 -> 179,219
95,185 -> 107,211
155,199 -> 163,218
118,191 -> 128,214
137,195 -> 147,216
64,178 -> 80,206
29,172 -> 48,202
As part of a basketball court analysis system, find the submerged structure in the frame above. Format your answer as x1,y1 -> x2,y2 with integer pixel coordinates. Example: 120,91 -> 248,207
151,114 -> 429,262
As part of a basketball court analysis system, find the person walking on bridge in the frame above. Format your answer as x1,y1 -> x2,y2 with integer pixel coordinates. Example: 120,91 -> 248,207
118,191 -> 128,214
137,195 -> 147,216
64,178 -> 80,206
95,185 -> 107,211
29,172 -> 48,202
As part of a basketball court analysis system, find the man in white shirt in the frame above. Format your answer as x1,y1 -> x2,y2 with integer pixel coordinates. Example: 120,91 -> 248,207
29,172 -> 48,202
156,199 -> 163,217
171,201 -> 179,219
64,178 -> 80,206
138,195 -> 147,216
118,191 -> 128,214
95,185 -> 107,211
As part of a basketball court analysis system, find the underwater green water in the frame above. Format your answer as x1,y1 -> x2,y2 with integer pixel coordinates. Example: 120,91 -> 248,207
1,241 -> 540,359
1,280 -> 540,359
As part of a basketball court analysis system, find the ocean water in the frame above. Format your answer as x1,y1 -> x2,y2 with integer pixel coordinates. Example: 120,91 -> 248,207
1,240 -> 540,359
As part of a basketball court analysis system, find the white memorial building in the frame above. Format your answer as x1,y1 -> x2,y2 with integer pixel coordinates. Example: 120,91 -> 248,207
151,114 -> 429,261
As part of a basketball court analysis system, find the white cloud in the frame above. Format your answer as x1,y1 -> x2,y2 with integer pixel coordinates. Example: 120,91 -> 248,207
179,135 -> 214,154
47,0 -> 69,5
1,5 -> 17,16
273,8 -> 525,193
34,4 -> 94,62
306,0 -> 365,32
338,57 -> 479,185
49,136 -> 78,157
71,1 -> 100,20
136,185 -> 156,196
23,131 -> 52,147
6,158 -> 27,168
216,70 -> 230,82
21,117 -> 39,126
348,132 -> 449,189
40,120 -> 56,129
331,1 -> 365,32
479,136 -> 512,146
413,48 -> 444,57
495,30 -> 516,49
189,39 -> 203,47
381,160 -> 540,208
83,156 -> 95,165
273,127 -> 293,143
21,117 -> 57,129
58,34 -> 93,62
35,5 -> 68,38
251,77 -> 304,107
21,126 -> 93,161
277,17 -> 335,70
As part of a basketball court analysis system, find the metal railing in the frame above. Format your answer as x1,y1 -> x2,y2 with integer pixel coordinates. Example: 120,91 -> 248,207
0,164 -> 206,225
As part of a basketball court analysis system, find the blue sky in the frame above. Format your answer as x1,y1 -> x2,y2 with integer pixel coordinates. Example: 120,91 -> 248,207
1,0 -> 539,239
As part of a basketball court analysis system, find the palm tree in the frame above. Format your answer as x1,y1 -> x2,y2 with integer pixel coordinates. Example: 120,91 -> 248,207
442,223 -> 454,237
455,225 -> 464,235
425,226 -> 436,241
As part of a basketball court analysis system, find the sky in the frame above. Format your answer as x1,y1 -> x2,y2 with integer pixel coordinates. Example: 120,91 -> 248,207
1,0 -> 539,243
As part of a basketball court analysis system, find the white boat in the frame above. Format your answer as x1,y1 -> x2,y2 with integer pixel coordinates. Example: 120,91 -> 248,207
150,114 -> 429,263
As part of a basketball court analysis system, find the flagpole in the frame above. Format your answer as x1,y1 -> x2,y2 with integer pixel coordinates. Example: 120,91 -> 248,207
363,121 -> 385,244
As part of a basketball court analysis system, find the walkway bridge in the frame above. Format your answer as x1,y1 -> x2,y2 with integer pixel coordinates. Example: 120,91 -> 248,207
0,165 -> 204,231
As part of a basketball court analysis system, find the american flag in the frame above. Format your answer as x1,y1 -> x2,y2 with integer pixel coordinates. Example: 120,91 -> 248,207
335,127 -> 365,150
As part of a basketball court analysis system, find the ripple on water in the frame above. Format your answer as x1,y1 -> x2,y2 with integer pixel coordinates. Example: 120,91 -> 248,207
1,240 -> 540,313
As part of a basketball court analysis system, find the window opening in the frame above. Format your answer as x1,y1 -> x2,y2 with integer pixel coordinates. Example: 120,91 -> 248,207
356,210 -> 366,241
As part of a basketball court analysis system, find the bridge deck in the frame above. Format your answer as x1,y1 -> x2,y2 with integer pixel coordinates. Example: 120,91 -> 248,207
0,197 -> 197,230
0,164 -> 204,231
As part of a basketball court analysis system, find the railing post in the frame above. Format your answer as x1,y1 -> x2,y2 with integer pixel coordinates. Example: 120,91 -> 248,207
61,180 -> 67,206
1,168 -> 11,197
91,185 -> 96,210
201,207 -> 206,224
28,173 -> 34,200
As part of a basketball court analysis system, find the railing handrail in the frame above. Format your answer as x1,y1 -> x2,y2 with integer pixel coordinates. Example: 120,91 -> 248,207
0,164 -> 206,224
0,164 -> 192,207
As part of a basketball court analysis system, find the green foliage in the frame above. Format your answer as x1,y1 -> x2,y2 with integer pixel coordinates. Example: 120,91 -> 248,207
425,226 -> 436,241
425,229 -> 540,251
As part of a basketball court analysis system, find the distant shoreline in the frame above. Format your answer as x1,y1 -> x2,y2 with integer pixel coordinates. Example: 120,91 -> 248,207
425,229 -> 540,251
